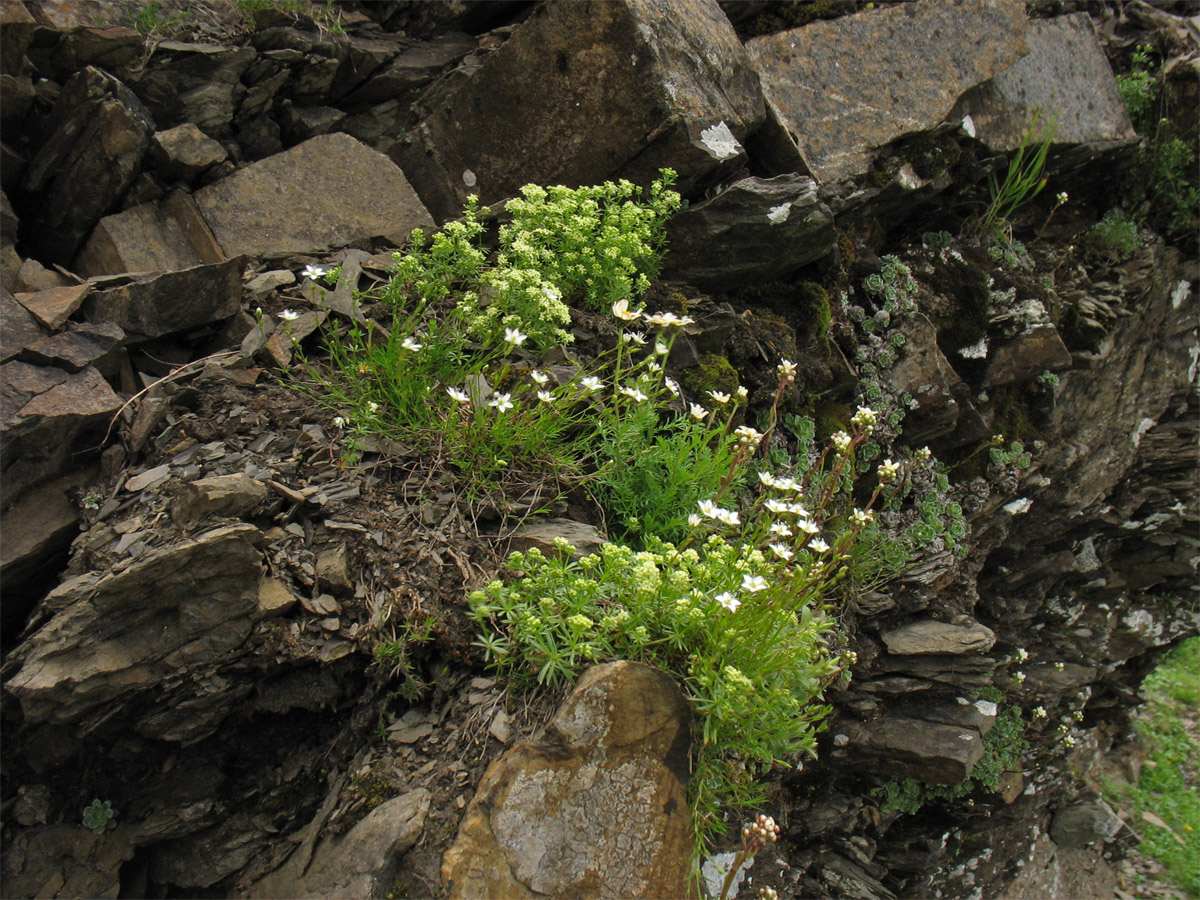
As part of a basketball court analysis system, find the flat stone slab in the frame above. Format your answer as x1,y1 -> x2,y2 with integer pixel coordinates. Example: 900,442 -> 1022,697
834,715 -> 987,784
394,0 -> 765,223
76,189 -> 225,277
194,132 -> 433,258
881,619 -> 997,656
747,0 -> 1028,182
953,13 -> 1136,152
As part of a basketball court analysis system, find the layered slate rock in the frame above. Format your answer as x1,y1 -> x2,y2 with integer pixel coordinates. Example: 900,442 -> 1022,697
75,189 -> 224,276
20,66 -> 154,264
394,0 -> 765,223
746,0 -> 1028,182
881,619 -> 997,656
83,258 -> 243,341
832,715 -> 988,784
193,133 -> 433,259
4,524 -> 263,744
442,661 -> 692,899
953,13 -> 1136,152
662,174 -> 835,290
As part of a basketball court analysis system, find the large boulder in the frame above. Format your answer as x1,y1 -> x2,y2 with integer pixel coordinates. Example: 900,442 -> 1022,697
442,661 -> 693,899
746,0 -> 1028,182
394,0 -> 766,223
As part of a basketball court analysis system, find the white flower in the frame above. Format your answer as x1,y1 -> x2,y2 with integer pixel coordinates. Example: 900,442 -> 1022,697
735,425 -> 763,448
769,522 -> 793,537
278,309 -> 300,321
687,514 -> 703,528
765,498 -> 790,515
796,518 -> 820,535
716,591 -> 741,612
664,377 -> 681,397
774,476 -> 802,493
446,387 -> 470,403
1055,191 -> 1068,205
530,370 -> 549,385
832,431 -> 852,453
626,331 -> 648,345
777,359 -> 797,382
769,543 -> 793,561
303,264 -> 327,280
612,298 -> 642,321
1015,647 -> 1030,663
809,538 -> 831,553
758,471 -> 779,488
332,416 -> 347,428
1013,671 -> 1027,683
503,327 -> 527,347
402,336 -> 423,351
741,574 -> 768,593
620,385 -> 648,403
851,405 -> 877,430
654,342 -> 669,356
708,390 -> 731,405
580,376 -> 603,394
537,390 -> 554,403
851,508 -> 874,527
877,458 -> 900,482
698,499 -> 739,526
645,360 -> 662,373
488,393 -> 514,413
1033,706 -> 1047,719
367,401 -> 380,414
736,385 -> 748,400
644,311 -> 693,328
689,403 -> 709,421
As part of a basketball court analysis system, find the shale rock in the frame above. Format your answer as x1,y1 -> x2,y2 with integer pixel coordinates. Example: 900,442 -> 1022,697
13,283 -> 90,330
0,287 -> 47,362
1050,797 -> 1123,849
954,13 -> 1136,152
170,473 -> 268,527
131,44 -> 255,136
193,133 -> 432,259
442,661 -> 692,899
83,257 -> 243,340
832,715 -> 988,784
150,123 -> 229,184
881,619 -> 997,656
75,189 -> 225,276
4,523 -> 263,744
20,66 -> 154,264
746,0 -> 1028,182
395,0 -> 765,223
662,174 -> 835,290
0,361 -> 122,503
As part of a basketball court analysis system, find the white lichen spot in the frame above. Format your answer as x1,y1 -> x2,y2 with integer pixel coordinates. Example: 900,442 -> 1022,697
1121,608 -> 1161,640
959,337 -> 989,359
767,202 -> 791,224
462,169 -> 477,187
1074,537 -> 1101,573
833,733 -> 849,747
1004,497 -> 1033,515
700,120 -> 742,161
1189,344 -> 1198,383
1171,279 -> 1190,309
701,851 -> 750,900
961,114 -> 976,138
958,733 -> 975,741
897,163 -> 921,190
974,700 -> 998,719
1131,417 -> 1156,447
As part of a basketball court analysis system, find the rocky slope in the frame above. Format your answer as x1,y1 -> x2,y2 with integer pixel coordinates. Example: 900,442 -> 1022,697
1,1 -> 1197,898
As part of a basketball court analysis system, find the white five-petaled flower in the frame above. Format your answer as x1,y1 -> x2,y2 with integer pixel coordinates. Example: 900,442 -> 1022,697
530,370 -> 549,385
735,425 -> 763,447
716,591 -> 740,612
769,522 -> 793,537
654,342 -> 669,356
664,377 -> 681,397
625,331 -> 647,345
698,499 -> 739,526
1033,706 -> 1047,719
489,393 -> 514,413
503,327 -> 527,347
708,390 -> 731,405
644,311 -> 694,328
536,390 -> 554,403
580,376 -> 603,394
796,518 -> 820,535
768,543 -> 793,561
367,401 -> 380,414
809,538 -> 831,553
832,431 -> 852,454
689,403 -> 709,421
741,574 -> 768,593
877,458 -> 900,482
612,298 -> 642,321
278,309 -> 300,321
851,405 -> 878,430
302,264 -> 327,280
777,359 -> 797,382
402,336 -> 422,351
851,508 -> 874,527
332,416 -> 347,428
687,513 -> 703,528
736,385 -> 748,400
446,387 -> 470,403
620,385 -> 648,403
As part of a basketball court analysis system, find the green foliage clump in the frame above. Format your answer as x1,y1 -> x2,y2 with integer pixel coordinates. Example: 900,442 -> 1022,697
83,799 -> 117,834
498,173 -> 681,312
1085,209 -> 1142,260
972,112 -> 1058,238
1118,45 -> 1158,131
799,281 -> 833,339
875,702 -> 1028,815
1104,637 -> 1200,897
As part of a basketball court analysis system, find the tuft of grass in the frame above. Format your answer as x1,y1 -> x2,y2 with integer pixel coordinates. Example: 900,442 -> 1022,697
1104,637 -> 1200,897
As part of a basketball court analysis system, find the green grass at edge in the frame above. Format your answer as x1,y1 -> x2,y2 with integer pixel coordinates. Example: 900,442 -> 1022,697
1105,636 -> 1200,898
